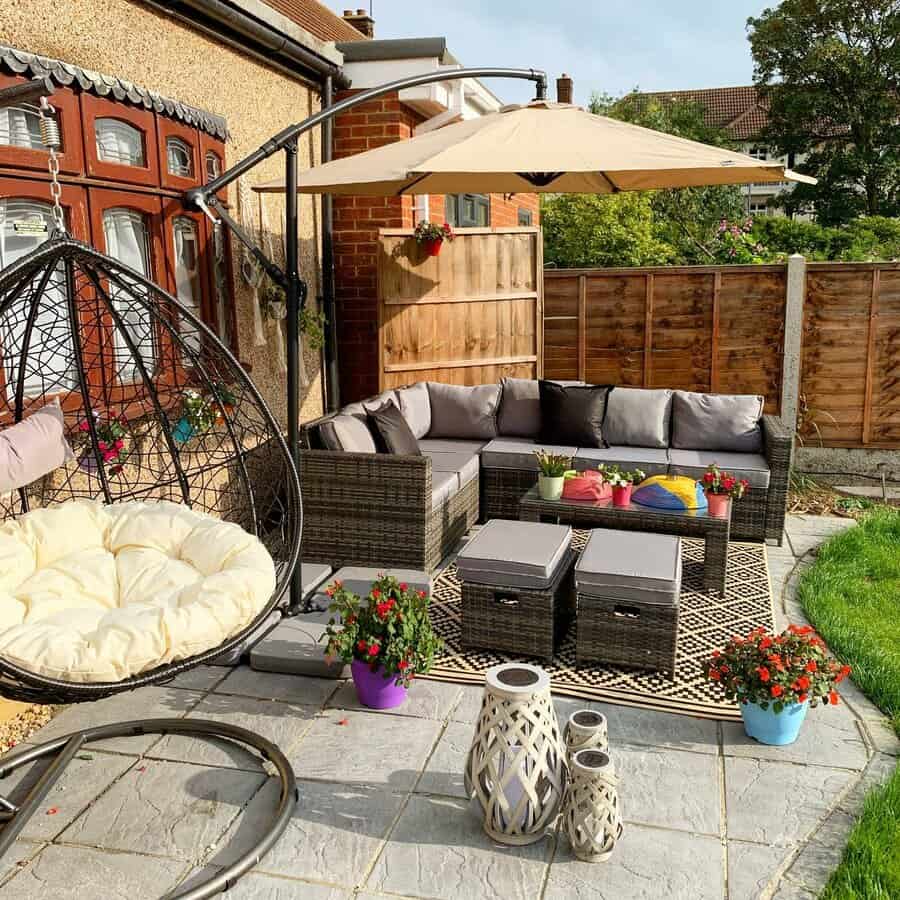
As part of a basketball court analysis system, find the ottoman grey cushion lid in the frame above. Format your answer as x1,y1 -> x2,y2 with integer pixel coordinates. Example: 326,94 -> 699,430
576,529 -> 682,605
457,519 -> 573,590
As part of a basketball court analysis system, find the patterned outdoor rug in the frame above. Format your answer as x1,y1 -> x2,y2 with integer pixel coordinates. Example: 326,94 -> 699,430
422,535 -> 774,721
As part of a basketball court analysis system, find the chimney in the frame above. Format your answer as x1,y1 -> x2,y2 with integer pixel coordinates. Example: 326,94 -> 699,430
343,8 -> 375,38
556,73 -> 573,104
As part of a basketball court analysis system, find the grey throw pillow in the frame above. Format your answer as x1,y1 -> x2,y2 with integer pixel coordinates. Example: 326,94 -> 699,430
426,382 -> 501,440
319,415 -> 378,453
603,388 -> 673,448
538,381 -> 613,448
497,378 -> 585,437
395,382 -> 431,439
367,401 -> 421,455
671,391 -> 764,453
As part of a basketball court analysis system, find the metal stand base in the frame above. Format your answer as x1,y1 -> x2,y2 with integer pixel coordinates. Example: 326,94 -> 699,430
0,718 -> 298,899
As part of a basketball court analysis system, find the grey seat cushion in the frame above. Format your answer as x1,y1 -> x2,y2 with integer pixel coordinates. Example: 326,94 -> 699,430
418,438 -> 488,454
668,449 -> 771,489
396,382 -> 431,439
573,445 -> 669,477
457,520 -> 573,590
603,388 -> 673,449
424,450 -> 479,487
672,391 -> 764,453
426,382 -> 501,440
431,470 -> 460,510
481,436 -> 576,471
319,415 -> 377,453
576,529 -> 681,605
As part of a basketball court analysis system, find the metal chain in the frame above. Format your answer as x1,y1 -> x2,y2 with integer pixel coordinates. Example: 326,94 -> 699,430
38,97 -> 66,236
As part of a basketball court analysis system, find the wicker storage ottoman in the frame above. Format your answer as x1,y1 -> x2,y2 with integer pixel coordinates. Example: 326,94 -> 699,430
458,520 -> 576,661
575,529 -> 681,675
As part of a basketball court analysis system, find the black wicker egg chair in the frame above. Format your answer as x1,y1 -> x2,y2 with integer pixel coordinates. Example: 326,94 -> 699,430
0,236 -> 302,899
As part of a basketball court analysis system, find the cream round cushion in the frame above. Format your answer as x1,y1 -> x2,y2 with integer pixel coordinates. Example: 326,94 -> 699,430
0,500 -> 276,683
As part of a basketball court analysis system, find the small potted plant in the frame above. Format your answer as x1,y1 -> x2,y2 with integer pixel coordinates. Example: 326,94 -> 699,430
598,464 -> 645,508
207,380 -> 238,426
323,575 -> 442,710
702,463 -> 750,518
535,450 -> 574,501
414,220 -> 454,257
703,624 -> 851,745
172,389 -> 217,444
77,411 -> 130,477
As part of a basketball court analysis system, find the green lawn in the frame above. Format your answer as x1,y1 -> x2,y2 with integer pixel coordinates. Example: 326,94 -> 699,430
796,507 -> 900,900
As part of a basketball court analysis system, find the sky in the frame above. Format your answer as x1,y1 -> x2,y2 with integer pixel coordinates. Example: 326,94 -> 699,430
323,1 -> 773,106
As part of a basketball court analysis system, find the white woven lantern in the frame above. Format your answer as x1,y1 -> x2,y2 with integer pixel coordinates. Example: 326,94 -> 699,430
562,748 -> 623,862
563,709 -> 608,768
464,663 -> 567,845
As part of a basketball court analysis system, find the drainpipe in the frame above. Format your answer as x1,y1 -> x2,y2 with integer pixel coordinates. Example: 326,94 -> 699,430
320,75 -> 341,411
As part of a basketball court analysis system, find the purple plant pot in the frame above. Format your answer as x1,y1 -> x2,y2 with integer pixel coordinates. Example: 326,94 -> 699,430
351,659 -> 408,709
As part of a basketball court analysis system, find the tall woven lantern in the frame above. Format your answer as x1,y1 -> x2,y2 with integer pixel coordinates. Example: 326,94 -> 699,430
464,663 -> 567,845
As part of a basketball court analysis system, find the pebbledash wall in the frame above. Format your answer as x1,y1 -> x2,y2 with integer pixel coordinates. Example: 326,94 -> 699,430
332,89 -> 541,402
0,0 -> 329,426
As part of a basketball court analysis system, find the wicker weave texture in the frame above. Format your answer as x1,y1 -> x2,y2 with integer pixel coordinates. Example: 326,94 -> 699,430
562,749 -> 623,862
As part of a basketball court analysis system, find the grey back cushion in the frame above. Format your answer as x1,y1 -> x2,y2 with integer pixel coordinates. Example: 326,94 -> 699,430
497,378 -> 584,437
426,382 -> 501,440
672,391 -> 764,453
319,415 -> 378,453
342,389 -> 396,421
395,382 -> 431,439
603,387 -> 673,448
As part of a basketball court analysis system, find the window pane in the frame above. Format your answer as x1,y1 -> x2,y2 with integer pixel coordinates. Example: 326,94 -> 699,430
172,216 -> 203,359
0,199 -> 76,398
205,151 -> 221,181
167,137 -> 193,178
518,207 -> 533,226
445,193 -> 490,227
95,118 -> 145,166
102,208 -> 155,379
0,105 -> 43,150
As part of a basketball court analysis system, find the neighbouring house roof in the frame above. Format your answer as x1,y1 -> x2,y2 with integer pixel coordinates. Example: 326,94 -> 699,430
336,37 -> 455,64
628,86 -> 769,142
261,0 -> 368,43
0,44 -> 229,139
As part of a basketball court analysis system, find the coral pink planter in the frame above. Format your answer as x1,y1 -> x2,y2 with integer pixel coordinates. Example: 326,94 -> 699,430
423,238 -> 443,257
611,484 -> 632,508
351,659 -> 408,709
706,492 -> 731,518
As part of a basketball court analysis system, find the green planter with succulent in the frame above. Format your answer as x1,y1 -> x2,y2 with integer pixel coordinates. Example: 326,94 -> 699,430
323,575 -> 442,709
598,464 -> 646,507
208,380 -> 238,425
414,220 -> 454,256
535,450 -> 575,501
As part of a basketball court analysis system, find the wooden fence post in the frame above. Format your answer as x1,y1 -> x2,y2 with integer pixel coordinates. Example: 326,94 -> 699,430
780,254 -> 806,431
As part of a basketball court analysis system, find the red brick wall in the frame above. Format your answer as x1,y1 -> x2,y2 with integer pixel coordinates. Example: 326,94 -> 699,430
332,90 -> 540,402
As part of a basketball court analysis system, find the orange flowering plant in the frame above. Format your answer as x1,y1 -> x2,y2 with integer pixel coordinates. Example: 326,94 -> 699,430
703,625 -> 851,713
323,575 -> 442,688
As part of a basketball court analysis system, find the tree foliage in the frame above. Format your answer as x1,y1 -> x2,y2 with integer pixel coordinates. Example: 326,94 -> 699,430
748,0 -> 900,225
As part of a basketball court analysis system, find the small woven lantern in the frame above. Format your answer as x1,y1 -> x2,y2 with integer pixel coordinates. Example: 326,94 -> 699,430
563,709 -> 608,768
464,663 -> 567,845
562,748 -> 623,862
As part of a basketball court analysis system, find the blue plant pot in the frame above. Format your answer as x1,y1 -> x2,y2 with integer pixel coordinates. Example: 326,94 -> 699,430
172,417 -> 196,444
741,699 -> 809,745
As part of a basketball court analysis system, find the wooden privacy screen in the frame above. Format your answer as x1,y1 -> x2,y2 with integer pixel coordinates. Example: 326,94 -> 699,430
377,227 -> 542,389
802,263 -> 900,447
544,265 -> 787,414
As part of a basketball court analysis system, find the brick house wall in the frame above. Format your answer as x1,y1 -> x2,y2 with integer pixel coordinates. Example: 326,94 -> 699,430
332,89 -> 540,403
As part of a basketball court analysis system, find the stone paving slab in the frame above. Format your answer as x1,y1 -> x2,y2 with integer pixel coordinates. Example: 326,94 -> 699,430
0,841 -> 43,885
415,720 -> 471,799
594,701 -> 720,754
725,757 -> 856,847
328,677 -> 463,721
179,871 -> 350,899
544,823 -> 725,900
166,664 -> 230,692
59,759 -> 265,861
365,794 -> 552,900
0,843 -> 188,899
288,709 -> 442,791
214,667 -> 342,707
727,840 -> 791,900
209,776 -> 405,886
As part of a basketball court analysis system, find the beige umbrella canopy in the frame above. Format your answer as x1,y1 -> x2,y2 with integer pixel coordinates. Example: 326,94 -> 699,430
255,101 -> 814,196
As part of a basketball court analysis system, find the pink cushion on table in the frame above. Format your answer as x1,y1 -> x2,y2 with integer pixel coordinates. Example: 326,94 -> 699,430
0,400 -> 74,492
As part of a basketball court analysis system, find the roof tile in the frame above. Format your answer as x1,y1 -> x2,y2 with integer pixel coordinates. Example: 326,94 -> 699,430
261,0 -> 368,43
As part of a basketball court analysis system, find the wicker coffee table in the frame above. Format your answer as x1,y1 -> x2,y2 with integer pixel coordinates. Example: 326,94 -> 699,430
518,486 -> 729,595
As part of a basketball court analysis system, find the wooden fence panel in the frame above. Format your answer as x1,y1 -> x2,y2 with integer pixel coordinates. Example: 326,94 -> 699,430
377,227 -> 542,389
873,269 -> 900,444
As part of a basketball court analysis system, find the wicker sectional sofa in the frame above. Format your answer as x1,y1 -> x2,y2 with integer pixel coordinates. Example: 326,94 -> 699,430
300,380 -> 793,573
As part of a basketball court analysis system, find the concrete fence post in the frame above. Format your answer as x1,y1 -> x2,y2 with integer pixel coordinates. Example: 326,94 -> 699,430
780,254 -> 806,432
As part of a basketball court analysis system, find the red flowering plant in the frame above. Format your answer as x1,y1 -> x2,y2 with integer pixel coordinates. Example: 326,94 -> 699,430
77,410 -> 130,476
322,575 -> 442,687
702,463 -> 750,499
703,625 -> 851,713
413,220 -> 454,244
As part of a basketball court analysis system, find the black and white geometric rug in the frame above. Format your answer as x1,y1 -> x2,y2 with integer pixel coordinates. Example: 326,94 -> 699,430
422,536 -> 774,721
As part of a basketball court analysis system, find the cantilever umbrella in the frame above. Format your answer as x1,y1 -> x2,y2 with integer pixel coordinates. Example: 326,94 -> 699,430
255,100 -> 814,196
